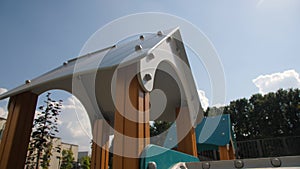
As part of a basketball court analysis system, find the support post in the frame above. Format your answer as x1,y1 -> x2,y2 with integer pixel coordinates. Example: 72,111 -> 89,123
112,64 -> 150,169
0,92 -> 38,169
219,143 -> 235,160
176,107 -> 198,157
219,145 -> 229,160
91,119 -> 110,169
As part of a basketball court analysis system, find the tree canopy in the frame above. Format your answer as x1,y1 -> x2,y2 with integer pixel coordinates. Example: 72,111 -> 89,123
60,149 -> 74,169
79,156 -> 91,169
26,92 -> 62,169
205,88 -> 300,141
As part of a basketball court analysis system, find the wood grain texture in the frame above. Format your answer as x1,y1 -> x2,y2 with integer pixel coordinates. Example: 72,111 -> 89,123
113,64 -> 150,169
176,107 -> 198,157
0,92 -> 38,169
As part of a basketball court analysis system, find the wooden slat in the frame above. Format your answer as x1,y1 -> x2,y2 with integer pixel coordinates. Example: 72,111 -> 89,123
101,121 -> 109,169
112,66 -> 126,169
176,107 -> 198,157
144,92 -> 150,145
123,69 -> 139,169
0,92 -> 38,169
91,119 -> 110,169
91,142 -> 96,169
219,143 -> 235,160
219,146 -> 230,160
112,64 -> 150,169
0,96 -> 16,161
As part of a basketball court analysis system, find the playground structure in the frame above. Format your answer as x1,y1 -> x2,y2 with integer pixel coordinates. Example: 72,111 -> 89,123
0,28 -> 299,169
195,114 -> 236,160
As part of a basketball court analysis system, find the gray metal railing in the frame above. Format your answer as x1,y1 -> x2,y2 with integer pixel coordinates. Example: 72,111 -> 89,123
236,136 -> 300,159
198,136 -> 300,160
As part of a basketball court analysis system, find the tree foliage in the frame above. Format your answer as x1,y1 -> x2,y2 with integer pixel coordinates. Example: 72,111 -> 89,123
205,88 -> 300,141
150,121 -> 172,137
60,149 -> 74,169
79,156 -> 91,169
150,121 -> 172,146
26,92 -> 62,169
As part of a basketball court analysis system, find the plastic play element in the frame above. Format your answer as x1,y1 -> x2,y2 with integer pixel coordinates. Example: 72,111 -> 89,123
140,144 -> 199,169
196,114 -> 236,160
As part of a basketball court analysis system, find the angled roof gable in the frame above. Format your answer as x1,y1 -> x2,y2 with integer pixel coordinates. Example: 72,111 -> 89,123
0,27 -> 203,125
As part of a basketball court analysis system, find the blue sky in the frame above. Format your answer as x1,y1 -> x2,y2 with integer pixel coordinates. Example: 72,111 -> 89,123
0,0 -> 300,151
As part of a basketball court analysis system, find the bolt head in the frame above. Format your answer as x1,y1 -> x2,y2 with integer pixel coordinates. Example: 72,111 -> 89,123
139,35 -> 144,40
25,80 -> 31,84
234,160 -> 244,168
148,161 -> 157,169
144,74 -> 152,81
147,53 -> 155,61
202,162 -> 210,169
166,37 -> 172,42
135,45 -> 142,51
271,158 -> 281,167
157,31 -> 163,36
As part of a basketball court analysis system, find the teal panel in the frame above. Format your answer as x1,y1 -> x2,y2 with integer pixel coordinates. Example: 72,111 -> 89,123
195,114 -> 231,146
162,114 -> 234,152
140,144 -> 200,169
163,123 -> 178,149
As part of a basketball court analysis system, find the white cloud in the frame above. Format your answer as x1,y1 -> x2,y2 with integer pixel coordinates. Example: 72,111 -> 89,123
0,88 -> 8,118
0,107 -> 8,118
0,88 -> 7,95
210,103 -> 225,108
57,96 -> 92,152
197,90 -> 209,111
256,0 -> 265,7
253,69 -> 300,94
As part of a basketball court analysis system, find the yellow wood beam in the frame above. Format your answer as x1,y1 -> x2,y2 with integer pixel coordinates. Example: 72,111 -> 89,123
0,92 -> 38,169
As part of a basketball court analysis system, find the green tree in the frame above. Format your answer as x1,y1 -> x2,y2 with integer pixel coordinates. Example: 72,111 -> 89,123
224,98 -> 253,141
60,149 -> 74,169
80,156 -> 91,169
26,92 -> 62,169
205,106 -> 224,117
222,88 -> 300,141
150,121 -> 172,136
150,121 -> 172,146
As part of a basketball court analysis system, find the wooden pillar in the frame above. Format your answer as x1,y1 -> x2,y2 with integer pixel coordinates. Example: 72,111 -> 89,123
219,146 -> 229,160
91,119 -> 110,169
219,143 -> 235,160
0,92 -> 38,169
112,64 -> 150,169
176,107 -> 198,157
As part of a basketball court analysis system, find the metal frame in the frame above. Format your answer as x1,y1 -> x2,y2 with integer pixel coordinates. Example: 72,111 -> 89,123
183,156 -> 300,169
0,28 -> 202,169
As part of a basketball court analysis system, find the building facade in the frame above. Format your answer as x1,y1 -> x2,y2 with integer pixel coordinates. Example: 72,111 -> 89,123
0,118 -> 79,169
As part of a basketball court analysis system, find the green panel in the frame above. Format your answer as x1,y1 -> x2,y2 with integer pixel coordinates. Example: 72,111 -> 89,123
140,144 -> 200,169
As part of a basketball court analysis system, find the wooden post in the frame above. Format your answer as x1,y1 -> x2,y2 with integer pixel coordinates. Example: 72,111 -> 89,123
112,64 -> 150,169
91,119 -> 110,169
176,107 -> 198,157
219,145 -> 229,160
219,143 -> 235,160
0,92 -> 38,169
